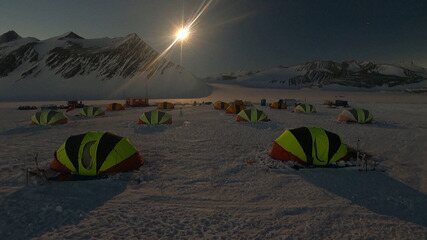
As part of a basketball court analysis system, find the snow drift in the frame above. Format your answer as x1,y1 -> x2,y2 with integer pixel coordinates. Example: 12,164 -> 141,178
0,31 -> 211,100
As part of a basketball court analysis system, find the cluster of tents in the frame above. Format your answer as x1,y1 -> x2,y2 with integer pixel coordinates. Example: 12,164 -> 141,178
214,100 -> 270,123
31,102 -> 176,126
26,99 -> 376,180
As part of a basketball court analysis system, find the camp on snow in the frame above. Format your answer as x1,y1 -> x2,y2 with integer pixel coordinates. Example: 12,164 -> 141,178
106,103 -> 125,111
157,101 -> 175,110
337,108 -> 373,124
294,103 -> 316,113
50,131 -> 142,176
138,110 -> 172,125
80,106 -> 105,117
31,110 -> 68,125
269,127 -> 348,166
237,108 -> 270,122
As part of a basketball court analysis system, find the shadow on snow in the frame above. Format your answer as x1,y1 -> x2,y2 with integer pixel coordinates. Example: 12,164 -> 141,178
0,179 -> 128,239
299,169 -> 427,227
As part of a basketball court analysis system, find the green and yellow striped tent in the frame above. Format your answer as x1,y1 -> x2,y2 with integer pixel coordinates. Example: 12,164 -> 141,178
50,131 -> 142,176
138,110 -> 172,125
338,108 -> 373,124
269,127 -> 348,166
31,110 -> 68,125
236,108 -> 269,122
294,103 -> 316,113
80,106 -> 105,117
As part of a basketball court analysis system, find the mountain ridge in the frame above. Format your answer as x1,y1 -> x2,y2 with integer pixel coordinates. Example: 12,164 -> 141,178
209,60 -> 427,89
0,31 -> 210,100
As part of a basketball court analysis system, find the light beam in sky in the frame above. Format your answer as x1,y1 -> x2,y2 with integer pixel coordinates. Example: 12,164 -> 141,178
112,0 -> 213,98
146,0 -> 213,76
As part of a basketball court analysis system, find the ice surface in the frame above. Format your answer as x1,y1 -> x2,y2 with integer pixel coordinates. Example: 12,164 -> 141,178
0,84 -> 426,239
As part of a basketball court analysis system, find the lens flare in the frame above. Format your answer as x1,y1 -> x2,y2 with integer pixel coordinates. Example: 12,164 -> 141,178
176,27 -> 190,41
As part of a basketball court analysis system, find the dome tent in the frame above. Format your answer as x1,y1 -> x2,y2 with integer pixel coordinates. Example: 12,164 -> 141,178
51,131 -> 142,176
237,108 -> 269,122
213,101 -> 230,110
80,106 -> 105,117
294,103 -> 316,113
138,110 -> 172,125
269,127 -> 347,166
157,101 -> 174,110
338,108 -> 373,124
106,103 -> 125,111
31,110 -> 68,125
269,100 -> 287,109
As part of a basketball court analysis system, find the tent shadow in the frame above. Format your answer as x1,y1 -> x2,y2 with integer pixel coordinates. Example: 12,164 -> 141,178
0,179 -> 127,239
244,121 -> 283,130
0,125 -> 51,136
299,169 -> 427,227
134,124 -> 169,134
370,121 -> 407,129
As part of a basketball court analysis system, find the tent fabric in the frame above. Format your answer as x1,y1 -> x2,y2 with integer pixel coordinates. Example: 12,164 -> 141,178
106,103 -> 125,111
225,103 -> 245,114
157,102 -> 174,110
269,101 -> 287,109
80,106 -> 105,117
234,100 -> 244,106
138,110 -> 172,125
51,131 -> 142,176
269,127 -> 347,166
294,103 -> 316,113
31,110 -> 68,125
213,101 -> 230,110
237,108 -> 269,122
338,108 -> 373,124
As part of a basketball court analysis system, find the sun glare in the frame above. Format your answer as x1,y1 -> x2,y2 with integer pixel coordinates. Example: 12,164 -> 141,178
176,27 -> 190,41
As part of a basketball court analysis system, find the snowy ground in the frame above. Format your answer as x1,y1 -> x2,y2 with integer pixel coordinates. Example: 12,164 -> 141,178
0,83 -> 426,239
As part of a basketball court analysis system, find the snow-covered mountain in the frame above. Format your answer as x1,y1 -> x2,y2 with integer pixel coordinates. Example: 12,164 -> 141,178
208,60 -> 427,90
0,31 -> 211,100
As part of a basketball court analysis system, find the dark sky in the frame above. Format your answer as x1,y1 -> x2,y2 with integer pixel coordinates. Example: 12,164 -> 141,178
1,0 -> 426,76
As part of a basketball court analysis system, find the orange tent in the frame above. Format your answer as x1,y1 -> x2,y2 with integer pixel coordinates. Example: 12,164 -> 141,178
157,101 -> 174,110
226,103 -> 245,114
213,101 -> 230,110
106,103 -> 125,111
269,101 -> 287,109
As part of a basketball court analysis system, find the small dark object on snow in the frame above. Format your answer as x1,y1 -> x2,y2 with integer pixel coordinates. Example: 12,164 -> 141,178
335,100 -> 349,107
18,105 -> 37,110
67,100 -> 84,108
126,98 -> 149,107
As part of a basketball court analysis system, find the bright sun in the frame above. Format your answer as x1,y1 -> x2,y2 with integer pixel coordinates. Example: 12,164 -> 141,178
175,27 -> 190,41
